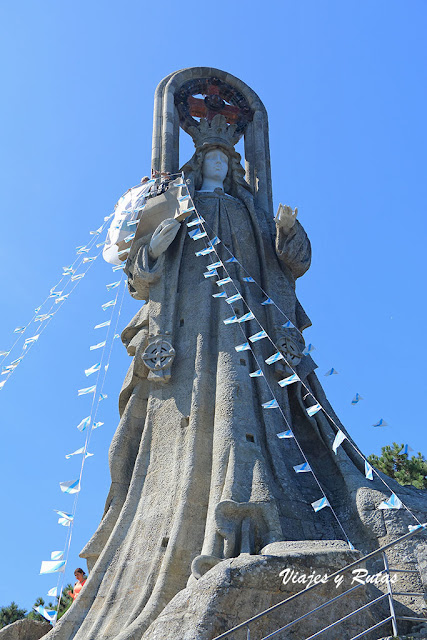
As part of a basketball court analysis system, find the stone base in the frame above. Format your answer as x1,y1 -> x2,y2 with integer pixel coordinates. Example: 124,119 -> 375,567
142,542 -> 382,640
0,618 -> 51,640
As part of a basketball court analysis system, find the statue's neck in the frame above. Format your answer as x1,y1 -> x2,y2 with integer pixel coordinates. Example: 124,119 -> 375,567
200,177 -> 224,192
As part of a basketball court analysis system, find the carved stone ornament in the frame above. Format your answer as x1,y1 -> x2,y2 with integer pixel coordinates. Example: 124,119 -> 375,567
141,334 -> 175,382
275,333 -> 303,376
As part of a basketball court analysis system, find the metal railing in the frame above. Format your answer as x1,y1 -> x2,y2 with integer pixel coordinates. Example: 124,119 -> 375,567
212,523 -> 427,640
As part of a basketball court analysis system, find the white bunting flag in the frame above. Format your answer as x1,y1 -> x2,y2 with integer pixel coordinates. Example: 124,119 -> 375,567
71,273 -> 85,281
94,321 -> 110,329
249,330 -> 267,342
102,300 -> 116,311
24,334 -> 40,348
83,256 -> 97,263
207,261 -> 222,270
35,313 -> 54,322
378,493 -> 402,510
90,341 -> 106,351
195,246 -> 214,256
124,233 -> 136,242
224,316 -> 238,324
112,264 -> 125,271
99,393 -> 108,401
77,385 -> 96,396
204,270 -> 218,278
364,460 -> 374,480
332,430 -> 346,454
351,393 -> 363,405
208,236 -> 220,247
54,510 -> 73,521
84,363 -> 101,377
33,605 -> 57,622
302,344 -> 315,355
293,462 -> 311,473
0,351 -> 10,357
372,419 -> 388,427
278,374 -> 300,387
55,295 -> 70,304
76,416 -> 91,432
50,551 -> 64,561
40,560 -> 66,574
243,276 -> 255,283
0,380 -> 6,389
92,421 -> 104,429
265,352 -> 284,365
76,246 -> 89,254
13,326 -> 26,334
58,518 -> 71,526
226,293 -> 243,304
47,587 -> 58,597
192,231 -> 207,241
212,292 -> 227,298
235,342 -> 250,352
311,497 -> 330,512
262,399 -> 280,409
238,312 -> 254,322
106,281 -> 120,291
261,297 -> 273,305
60,479 -> 81,494
249,369 -> 263,377
307,403 -> 322,417
216,277 -> 232,286
277,430 -> 294,439
282,320 -> 295,329
187,216 -> 205,227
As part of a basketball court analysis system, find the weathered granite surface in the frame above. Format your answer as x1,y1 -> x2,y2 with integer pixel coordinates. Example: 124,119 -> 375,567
0,619 -> 51,640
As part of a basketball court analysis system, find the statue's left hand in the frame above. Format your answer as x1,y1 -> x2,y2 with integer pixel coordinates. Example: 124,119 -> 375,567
148,218 -> 181,260
275,204 -> 298,234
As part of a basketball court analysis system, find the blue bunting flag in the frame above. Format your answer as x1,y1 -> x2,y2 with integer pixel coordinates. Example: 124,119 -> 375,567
243,277 -> 255,283
124,233 -> 136,242
84,363 -> 101,377
277,430 -> 294,439
212,292 -> 227,298
265,352 -> 284,365
364,460 -> 374,480
76,416 -> 91,431
237,312 -> 254,323
13,327 -> 26,334
216,277 -> 232,286
262,399 -> 280,409
293,462 -> 311,473
226,256 -> 238,263
278,374 -> 300,387
325,368 -> 338,376
187,216 -> 205,227
226,293 -> 242,304
204,270 -> 218,278
311,497 -> 330,512
59,479 -> 81,494
249,369 -> 263,377
207,261 -> 222,270
307,403 -> 322,417
102,300 -> 116,311
90,341 -> 106,350
378,493 -> 402,510
235,342 -> 250,352
196,246 -> 215,256
302,344 -> 315,355
95,321 -> 111,329
249,330 -> 267,342
261,297 -> 273,305
351,393 -> 363,405
224,316 -> 238,324
77,385 -> 96,396
372,418 -> 388,427
282,320 -> 295,329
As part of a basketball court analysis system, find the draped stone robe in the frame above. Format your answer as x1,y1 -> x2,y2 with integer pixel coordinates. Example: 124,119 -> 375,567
49,190 -> 377,640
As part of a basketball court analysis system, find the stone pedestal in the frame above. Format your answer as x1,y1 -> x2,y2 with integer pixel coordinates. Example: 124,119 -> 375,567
141,541 -> 382,640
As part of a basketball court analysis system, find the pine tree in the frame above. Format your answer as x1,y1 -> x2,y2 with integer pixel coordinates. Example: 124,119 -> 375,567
368,443 -> 427,489
0,601 -> 27,628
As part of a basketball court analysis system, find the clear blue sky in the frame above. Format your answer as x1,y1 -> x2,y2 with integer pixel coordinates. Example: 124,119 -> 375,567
0,0 -> 426,612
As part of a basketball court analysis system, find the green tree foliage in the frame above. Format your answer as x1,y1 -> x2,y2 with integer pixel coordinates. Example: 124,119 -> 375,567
56,584 -> 74,619
368,443 -> 427,490
0,601 -> 27,628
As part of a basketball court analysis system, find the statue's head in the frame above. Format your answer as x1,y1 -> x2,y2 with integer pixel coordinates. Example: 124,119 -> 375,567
182,143 -> 250,199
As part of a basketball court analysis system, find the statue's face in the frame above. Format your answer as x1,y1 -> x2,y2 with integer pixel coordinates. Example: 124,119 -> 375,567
202,149 -> 229,183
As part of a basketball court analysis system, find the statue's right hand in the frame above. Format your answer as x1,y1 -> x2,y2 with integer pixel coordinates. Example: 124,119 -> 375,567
148,218 -> 181,260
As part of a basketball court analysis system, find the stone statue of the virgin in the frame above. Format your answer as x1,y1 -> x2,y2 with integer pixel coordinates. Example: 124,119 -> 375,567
46,68 -> 426,640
